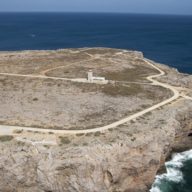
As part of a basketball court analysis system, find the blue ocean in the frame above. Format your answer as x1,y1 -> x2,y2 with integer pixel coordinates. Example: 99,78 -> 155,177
0,13 -> 192,74
0,13 -> 192,191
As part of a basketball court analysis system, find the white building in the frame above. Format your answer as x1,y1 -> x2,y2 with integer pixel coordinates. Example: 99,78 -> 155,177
87,70 -> 106,83
87,70 -> 93,82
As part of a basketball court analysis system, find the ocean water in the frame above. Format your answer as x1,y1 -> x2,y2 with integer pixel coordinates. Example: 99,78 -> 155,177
0,13 -> 192,74
150,150 -> 192,192
0,13 -> 192,191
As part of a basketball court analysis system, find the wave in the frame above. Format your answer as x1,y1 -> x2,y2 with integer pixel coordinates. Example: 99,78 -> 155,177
30,34 -> 36,38
150,149 -> 192,192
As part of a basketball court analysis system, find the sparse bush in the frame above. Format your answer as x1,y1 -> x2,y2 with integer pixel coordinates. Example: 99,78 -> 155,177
16,141 -> 25,145
34,131 -> 40,134
83,142 -> 88,146
130,120 -> 135,124
141,104 -> 149,109
13,129 -> 23,134
147,112 -> 152,115
44,145 -> 50,149
110,138 -> 116,143
85,132 -> 93,136
0,135 -> 14,142
131,137 -> 136,142
76,133 -> 84,137
126,133 -> 133,137
94,131 -> 101,137
59,136 -> 71,144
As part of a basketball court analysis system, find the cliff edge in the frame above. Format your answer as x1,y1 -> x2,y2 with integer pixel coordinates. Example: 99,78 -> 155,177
0,48 -> 191,192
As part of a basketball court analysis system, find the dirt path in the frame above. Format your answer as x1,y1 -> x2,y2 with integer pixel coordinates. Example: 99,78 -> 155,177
0,57 -> 187,135
40,57 -> 95,76
181,95 -> 192,101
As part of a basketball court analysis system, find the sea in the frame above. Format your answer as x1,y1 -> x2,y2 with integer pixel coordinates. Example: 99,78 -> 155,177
150,150 -> 192,192
0,13 -> 191,191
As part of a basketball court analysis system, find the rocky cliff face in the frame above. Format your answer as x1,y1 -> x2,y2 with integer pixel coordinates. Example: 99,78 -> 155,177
0,99 -> 191,192
0,48 -> 191,192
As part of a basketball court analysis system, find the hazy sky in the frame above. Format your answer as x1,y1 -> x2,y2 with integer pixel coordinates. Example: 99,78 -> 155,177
0,0 -> 192,15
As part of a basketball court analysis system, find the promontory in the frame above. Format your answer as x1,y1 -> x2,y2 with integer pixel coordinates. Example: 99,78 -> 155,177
0,48 -> 191,192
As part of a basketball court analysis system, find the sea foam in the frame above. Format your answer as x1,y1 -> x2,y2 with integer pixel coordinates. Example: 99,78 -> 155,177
150,149 -> 192,192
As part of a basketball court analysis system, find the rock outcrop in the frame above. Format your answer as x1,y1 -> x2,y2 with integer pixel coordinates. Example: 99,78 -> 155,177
0,99 -> 191,192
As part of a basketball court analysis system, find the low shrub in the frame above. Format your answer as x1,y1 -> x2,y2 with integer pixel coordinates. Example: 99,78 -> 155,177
13,129 -> 23,134
0,135 -> 14,142
94,131 -> 101,137
59,136 -> 71,144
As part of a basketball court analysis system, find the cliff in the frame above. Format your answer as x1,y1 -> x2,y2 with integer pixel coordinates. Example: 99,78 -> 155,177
0,48 -> 191,192
0,99 -> 192,192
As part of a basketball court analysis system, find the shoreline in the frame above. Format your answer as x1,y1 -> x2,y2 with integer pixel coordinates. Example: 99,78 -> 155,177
150,149 -> 192,192
0,47 -> 191,75
0,48 -> 191,192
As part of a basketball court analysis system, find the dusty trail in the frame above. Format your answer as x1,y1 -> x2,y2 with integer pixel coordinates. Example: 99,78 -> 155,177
0,56 -> 187,135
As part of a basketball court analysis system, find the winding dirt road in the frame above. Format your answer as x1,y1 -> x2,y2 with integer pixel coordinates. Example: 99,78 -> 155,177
0,57 -> 190,136
181,95 -> 192,101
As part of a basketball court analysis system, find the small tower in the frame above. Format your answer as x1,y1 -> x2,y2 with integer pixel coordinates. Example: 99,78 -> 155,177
88,70 -> 93,82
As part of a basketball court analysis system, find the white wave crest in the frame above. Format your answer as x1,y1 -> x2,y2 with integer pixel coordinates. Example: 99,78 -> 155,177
30,34 -> 36,38
150,186 -> 162,192
149,149 -> 192,192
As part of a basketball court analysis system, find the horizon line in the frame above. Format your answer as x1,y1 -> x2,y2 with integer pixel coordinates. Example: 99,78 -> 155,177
0,11 -> 191,17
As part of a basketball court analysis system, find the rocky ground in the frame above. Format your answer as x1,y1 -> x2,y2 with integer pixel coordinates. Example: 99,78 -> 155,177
0,48 -> 191,192
0,48 -> 171,130
0,98 -> 191,192
152,59 -> 192,89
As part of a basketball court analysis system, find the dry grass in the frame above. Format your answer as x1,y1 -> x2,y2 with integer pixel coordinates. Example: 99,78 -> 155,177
103,65 -> 158,82
73,81 -> 143,97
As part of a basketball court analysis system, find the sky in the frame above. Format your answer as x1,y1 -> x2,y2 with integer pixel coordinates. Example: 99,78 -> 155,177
0,0 -> 192,15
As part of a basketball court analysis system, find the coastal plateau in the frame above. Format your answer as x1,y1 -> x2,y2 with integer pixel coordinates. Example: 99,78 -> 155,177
0,48 -> 191,192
